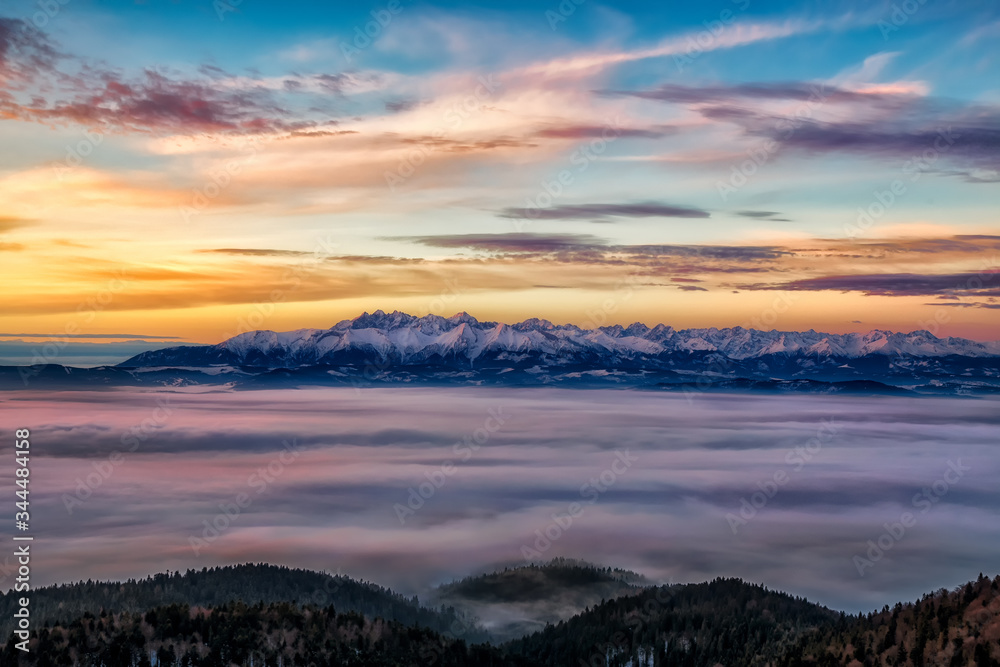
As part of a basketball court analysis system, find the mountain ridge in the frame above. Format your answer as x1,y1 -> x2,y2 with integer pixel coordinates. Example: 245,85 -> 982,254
94,310 -> 1000,395
121,309 -> 1000,368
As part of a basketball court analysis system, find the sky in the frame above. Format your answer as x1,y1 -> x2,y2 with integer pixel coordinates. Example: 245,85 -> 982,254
1,0 -> 998,351
4,387 -> 998,614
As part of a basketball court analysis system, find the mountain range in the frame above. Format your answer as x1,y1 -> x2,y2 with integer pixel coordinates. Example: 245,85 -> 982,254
123,310 -> 1000,367
3,311 -> 998,394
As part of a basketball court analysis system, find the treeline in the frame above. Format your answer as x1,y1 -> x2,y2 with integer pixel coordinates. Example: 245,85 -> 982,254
0,564 -> 487,643
0,600 -> 533,667
779,573 -> 1000,667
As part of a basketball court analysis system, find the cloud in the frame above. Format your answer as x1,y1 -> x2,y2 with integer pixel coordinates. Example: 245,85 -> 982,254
0,18 -> 58,84
736,210 -> 791,222
328,255 -> 424,264
386,99 -> 420,113
198,248 -> 316,257
533,125 -> 673,140
399,233 -> 790,264
400,135 -> 537,152
403,233 -> 607,253
696,104 -> 1000,175
285,129 -> 358,139
755,121 -> 999,168
750,272 -> 1000,297
0,23 -> 344,135
607,79 -> 1000,176
0,216 -> 35,233
620,244 -> 788,261
497,202 -> 709,221
517,19 -> 819,78
607,81 -> 919,106
18,69 -> 316,134
924,302 -> 1000,310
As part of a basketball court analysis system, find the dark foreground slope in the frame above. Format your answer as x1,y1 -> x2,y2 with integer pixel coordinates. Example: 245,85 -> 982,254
1,601 -> 529,667
778,573 -> 1000,667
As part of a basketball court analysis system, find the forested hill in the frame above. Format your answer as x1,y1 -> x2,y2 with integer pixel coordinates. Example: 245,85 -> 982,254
505,577 -> 844,667
0,563 -> 487,643
431,559 -> 649,641
435,559 -> 648,603
779,573 -> 1000,667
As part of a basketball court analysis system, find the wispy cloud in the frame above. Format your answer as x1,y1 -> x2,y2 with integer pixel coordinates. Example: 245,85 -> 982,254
198,248 -> 316,257
748,272 -> 1000,297
497,202 -> 709,221
516,19 -> 819,78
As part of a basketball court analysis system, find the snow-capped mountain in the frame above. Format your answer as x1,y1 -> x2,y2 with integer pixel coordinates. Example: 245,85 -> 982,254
2,311 -> 995,394
121,310 -> 1000,369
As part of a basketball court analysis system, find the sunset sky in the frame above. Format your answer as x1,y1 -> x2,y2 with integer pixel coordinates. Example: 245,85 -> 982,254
1,0 -> 998,353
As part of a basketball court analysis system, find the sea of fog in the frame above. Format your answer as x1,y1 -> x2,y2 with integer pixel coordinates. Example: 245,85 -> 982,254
2,387 -> 998,613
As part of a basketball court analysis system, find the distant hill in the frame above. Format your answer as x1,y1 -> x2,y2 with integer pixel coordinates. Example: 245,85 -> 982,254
429,559 -> 649,641
0,563 -> 488,643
